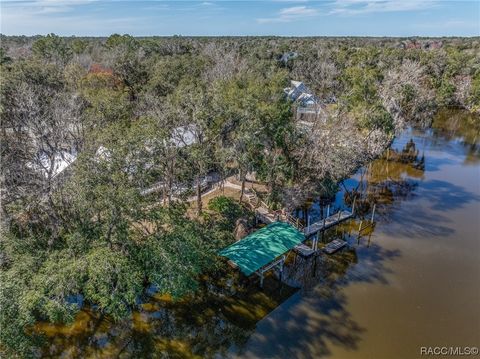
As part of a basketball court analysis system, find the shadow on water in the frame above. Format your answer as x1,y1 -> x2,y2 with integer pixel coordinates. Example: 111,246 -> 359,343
424,156 -> 457,172
381,207 -> 455,238
284,236 -> 401,291
419,179 -> 480,212
237,289 -> 365,359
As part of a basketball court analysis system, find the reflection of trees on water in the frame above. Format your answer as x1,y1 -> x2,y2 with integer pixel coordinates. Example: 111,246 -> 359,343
344,137 -> 425,221
279,137 -> 419,308
431,108 -> 480,163
293,137 -> 426,228
283,136 -> 422,303
36,267 -> 297,358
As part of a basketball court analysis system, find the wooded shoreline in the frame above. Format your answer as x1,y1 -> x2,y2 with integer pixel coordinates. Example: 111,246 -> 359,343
1,35 -> 479,357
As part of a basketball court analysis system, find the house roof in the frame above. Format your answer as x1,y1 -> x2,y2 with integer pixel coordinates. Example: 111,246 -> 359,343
219,222 -> 305,276
278,52 -> 298,64
290,80 -> 303,88
28,150 -> 77,179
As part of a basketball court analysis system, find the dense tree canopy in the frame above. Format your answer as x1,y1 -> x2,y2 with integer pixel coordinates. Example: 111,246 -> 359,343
1,34 -> 479,357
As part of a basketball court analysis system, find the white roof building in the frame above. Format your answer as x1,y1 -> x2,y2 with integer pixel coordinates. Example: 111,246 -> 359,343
284,80 -> 327,119
284,81 -> 310,102
26,124 -> 199,186
28,150 -> 77,179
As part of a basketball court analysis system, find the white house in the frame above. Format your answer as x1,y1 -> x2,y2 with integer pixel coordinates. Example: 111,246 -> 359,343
284,80 -> 326,119
284,80 -> 311,102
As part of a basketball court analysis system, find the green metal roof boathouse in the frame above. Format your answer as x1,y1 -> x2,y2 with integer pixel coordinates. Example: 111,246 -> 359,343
219,222 -> 305,277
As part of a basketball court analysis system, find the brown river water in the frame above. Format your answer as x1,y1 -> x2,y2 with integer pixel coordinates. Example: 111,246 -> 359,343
35,109 -> 479,358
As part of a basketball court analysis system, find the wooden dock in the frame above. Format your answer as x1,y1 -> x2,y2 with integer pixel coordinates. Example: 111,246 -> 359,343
323,239 -> 347,254
248,191 -> 304,229
247,188 -> 354,238
303,210 -> 353,236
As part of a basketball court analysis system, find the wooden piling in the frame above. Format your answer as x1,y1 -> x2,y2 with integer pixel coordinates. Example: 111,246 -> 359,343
279,256 -> 285,281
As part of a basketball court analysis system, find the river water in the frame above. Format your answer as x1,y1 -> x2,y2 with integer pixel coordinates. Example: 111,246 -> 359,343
36,109 -> 479,358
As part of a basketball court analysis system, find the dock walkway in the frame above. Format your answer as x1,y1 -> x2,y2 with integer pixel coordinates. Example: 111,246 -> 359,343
303,210 -> 353,236
246,188 -> 354,236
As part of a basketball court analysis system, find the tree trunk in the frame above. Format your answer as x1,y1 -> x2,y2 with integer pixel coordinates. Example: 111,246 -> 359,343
162,183 -> 167,205
167,156 -> 175,205
167,175 -> 173,205
196,175 -> 202,216
239,169 -> 246,203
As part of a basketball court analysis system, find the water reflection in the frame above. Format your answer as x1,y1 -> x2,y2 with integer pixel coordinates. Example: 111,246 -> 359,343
35,268 -> 297,358
295,110 -> 479,247
430,108 -> 480,163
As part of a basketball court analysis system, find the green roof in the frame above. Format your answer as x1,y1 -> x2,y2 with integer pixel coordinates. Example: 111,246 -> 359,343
219,222 -> 305,276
